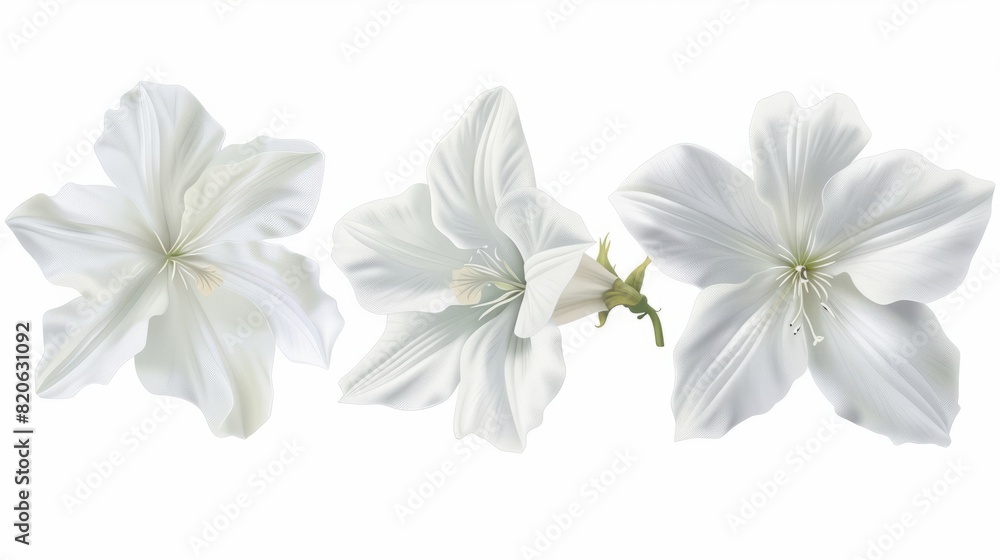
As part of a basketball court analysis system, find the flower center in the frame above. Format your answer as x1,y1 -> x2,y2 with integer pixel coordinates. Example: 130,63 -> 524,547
774,238 -> 838,346
158,251 -> 224,295
148,227 -> 224,295
450,249 -> 525,319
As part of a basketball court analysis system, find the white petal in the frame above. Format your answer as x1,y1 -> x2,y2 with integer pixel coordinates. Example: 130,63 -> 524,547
340,306 -> 481,408
553,255 -> 617,325
135,281 -> 275,438
199,242 -> 342,368
673,270 -> 807,440
427,87 -> 534,249
813,150 -> 994,304
177,137 -> 324,246
750,92 -> 870,251
35,271 -> 168,397
807,274 -> 959,445
494,188 -> 593,337
332,183 -> 475,314
611,144 -> 781,287
6,184 -> 162,299
454,305 -> 566,452
95,82 -> 224,244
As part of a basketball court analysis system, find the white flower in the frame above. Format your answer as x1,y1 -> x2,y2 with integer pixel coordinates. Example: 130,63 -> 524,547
7,82 -> 342,438
333,87 -> 602,452
612,92 -> 994,445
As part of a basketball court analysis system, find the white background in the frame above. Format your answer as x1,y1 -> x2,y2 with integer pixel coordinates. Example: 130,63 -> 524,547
2,1 -> 998,558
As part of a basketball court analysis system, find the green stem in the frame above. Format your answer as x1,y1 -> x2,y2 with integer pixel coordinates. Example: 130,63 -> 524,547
629,299 -> 664,348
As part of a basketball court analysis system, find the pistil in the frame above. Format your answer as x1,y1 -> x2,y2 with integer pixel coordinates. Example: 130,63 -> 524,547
773,239 -> 838,346
450,249 -> 526,319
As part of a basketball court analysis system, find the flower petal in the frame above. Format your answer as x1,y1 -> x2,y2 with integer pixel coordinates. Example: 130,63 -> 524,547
6,183 -> 162,299
428,87 -> 534,249
95,82 -> 224,244
332,183 -> 475,314
134,281 -> 275,438
806,274 -> 959,445
340,306 -> 481,408
552,255 -> 617,325
673,269 -> 807,440
494,188 -> 593,338
454,304 -> 566,452
750,92 -> 870,251
812,150 -> 994,304
611,144 -> 782,287
177,137 -> 324,245
35,271 -> 168,397
199,242 -> 342,368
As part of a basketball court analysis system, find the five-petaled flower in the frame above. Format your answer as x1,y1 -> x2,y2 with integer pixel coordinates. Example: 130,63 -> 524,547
333,87 -> 613,452
7,82 -> 342,438
612,92 -> 993,445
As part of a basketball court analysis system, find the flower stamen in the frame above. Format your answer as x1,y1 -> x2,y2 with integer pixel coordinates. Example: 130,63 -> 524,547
450,248 -> 525,319
161,252 -> 225,295
779,244 -> 838,347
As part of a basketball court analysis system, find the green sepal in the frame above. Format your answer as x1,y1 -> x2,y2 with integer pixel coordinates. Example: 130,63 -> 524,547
590,235 -> 663,347
596,310 -> 609,328
596,234 -> 617,276
603,279 -> 642,309
624,257 -> 652,292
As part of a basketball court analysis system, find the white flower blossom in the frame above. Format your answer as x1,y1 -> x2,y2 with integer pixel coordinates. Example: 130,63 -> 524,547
333,87 -> 608,452
7,82 -> 342,437
613,92 -> 993,445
